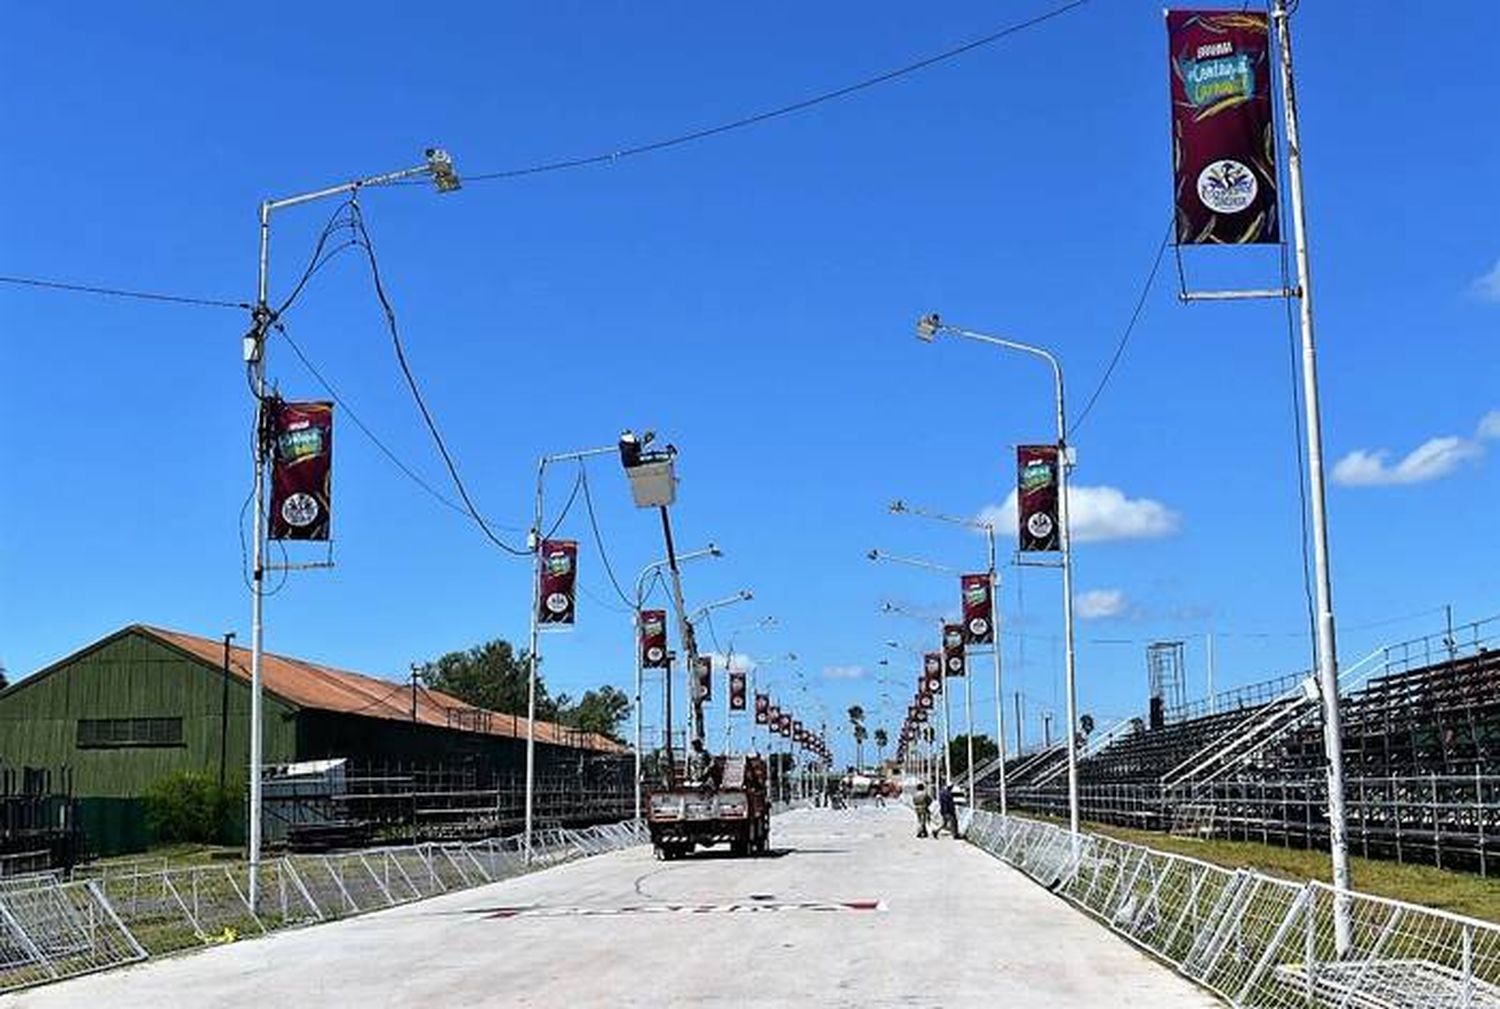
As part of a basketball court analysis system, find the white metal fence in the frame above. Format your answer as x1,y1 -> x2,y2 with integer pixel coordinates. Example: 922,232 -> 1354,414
965,809 -> 1500,1007
0,819 -> 648,993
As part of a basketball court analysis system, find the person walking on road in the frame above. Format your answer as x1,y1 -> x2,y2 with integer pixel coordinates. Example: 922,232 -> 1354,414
912,783 -> 933,837
934,782 -> 960,839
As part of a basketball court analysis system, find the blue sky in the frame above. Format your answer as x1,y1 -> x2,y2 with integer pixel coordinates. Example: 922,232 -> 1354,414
2,2 -> 1497,765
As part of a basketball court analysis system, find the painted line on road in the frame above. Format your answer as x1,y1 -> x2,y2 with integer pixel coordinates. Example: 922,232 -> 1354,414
471,899 -> 886,919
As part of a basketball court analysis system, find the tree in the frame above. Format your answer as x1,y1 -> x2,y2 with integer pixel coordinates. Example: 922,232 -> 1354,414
847,705 -> 866,769
0,660 -> 8,691
946,733 -> 1000,778
416,639 -> 559,719
556,686 -> 631,743
873,728 -> 888,766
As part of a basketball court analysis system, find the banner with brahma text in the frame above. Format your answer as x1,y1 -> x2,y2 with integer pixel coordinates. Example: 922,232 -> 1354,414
1167,10 -> 1279,244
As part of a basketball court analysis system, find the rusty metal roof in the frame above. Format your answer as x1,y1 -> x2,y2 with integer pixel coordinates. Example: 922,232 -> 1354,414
139,625 -> 626,754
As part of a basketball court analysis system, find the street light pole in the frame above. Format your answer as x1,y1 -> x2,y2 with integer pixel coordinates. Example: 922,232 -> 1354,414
633,545 -> 720,821
245,150 -> 459,908
1271,0 -> 1351,953
888,501 -> 1008,815
524,445 -> 615,864
915,315 -> 1078,838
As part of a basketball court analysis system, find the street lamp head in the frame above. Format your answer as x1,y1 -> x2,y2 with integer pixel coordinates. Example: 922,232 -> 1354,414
915,313 -> 942,342
708,543 -> 723,557
425,148 -> 461,193
739,590 -> 754,601
866,549 -> 880,562
888,500 -> 907,514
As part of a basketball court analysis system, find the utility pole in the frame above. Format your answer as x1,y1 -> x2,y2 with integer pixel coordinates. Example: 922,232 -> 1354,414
410,664 -> 419,722
1271,0 -> 1350,954
1207,632 -> 1217,713
245,149 -> 458,910
220,632 -> 236,793
1014,692 -> 1024,758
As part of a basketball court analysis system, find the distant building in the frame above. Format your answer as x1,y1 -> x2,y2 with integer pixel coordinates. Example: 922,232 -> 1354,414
0,625 -> 626,854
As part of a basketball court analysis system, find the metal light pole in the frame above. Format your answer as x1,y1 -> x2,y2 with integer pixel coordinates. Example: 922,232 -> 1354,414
633,545 -> 721,821
523,445 -> 616,863
687,591 -> 754,757
1272,0 -> 1351,952
720,616 -> 775,750
869,550 -> 973,799
889,500 -> 1007,815
915,314 -> 1078,838
245,149 -> 459,907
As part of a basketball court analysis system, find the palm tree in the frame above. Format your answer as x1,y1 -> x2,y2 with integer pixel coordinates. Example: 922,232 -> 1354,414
847,705 -> 866,769
873,728 -> 888,767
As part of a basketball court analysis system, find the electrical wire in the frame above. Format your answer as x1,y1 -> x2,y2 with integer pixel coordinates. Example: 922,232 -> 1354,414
457,1 -> 1092,184
577,462 -> 637,608
347,200 -> 530,557
274,321 -> 524,533
0,273 -> 248,310
544,470 -> 584,540
1068,217 -> 1174,437
274,201 -> 360,317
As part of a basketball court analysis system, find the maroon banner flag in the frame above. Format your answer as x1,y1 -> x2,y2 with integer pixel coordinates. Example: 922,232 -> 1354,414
961,573 -> 995,645
729,671 -> 747,711
923,652 -> 943,695
1167,10 -> 1279,244
943,623 -> 966,677
269,401 -> 333,541
639,609 -> 668,668
755,694 -> 770,725
537,540 -> 579,624
1017,446 -> 1061,553
693,655 -> 712,702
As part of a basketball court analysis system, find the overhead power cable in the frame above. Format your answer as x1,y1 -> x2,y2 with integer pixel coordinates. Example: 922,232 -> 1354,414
1067,217 -> 1173,437
0,273 -> 249,310
348,201 -> 530,557
275,322 -> 523,533
577,463 -> 637,608
458,1 -> 1092,183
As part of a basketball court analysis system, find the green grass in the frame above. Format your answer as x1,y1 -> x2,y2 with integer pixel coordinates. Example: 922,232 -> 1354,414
89,842 -> 242,872
1077,820 -> 1500,924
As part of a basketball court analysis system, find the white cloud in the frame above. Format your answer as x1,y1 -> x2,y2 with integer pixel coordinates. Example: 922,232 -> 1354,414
1473,259 -> 1500,301
1332,436 -> 1483,487
705,651 -> 757,674
1479,410 -> 1500,441
1076,589 -> 1128,621
978,485 -> 1180,545
822,665 -> 867,681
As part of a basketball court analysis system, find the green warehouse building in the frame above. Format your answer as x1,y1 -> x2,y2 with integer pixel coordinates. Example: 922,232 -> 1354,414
0,624 -> 626,855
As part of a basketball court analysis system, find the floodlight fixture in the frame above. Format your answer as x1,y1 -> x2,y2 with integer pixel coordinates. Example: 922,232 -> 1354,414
916,313 -> 942,341
425,148 -> 461,193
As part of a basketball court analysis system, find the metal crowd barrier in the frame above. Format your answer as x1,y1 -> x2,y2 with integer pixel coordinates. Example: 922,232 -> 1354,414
964,809 -> 1500,1008
0,819 -> 649,994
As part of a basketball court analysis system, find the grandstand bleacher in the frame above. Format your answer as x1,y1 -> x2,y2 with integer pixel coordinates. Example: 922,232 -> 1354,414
986,615 -> 1500,875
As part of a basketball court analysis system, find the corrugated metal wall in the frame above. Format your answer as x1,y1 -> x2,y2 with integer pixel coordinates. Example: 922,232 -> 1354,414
0,630 -> 297,798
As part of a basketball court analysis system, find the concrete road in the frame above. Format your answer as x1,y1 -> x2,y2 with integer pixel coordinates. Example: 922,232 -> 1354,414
19,807 -> 1220,1008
